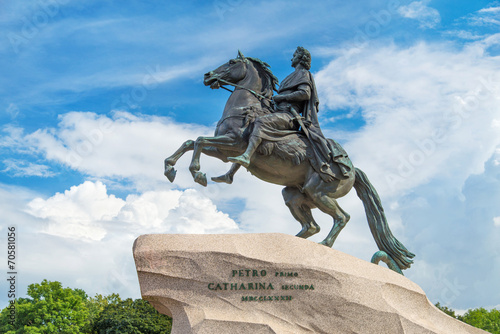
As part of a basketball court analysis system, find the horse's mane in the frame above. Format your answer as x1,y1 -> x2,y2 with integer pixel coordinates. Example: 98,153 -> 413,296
246,57 -> 279,99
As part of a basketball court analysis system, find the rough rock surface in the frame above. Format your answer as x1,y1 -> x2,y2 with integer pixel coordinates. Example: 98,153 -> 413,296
133,233 -> 486,334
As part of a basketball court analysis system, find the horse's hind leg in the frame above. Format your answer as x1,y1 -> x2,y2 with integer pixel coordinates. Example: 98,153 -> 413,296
282,187 -> 320,239
308,191 -> 350,247
164,140 -> 194,182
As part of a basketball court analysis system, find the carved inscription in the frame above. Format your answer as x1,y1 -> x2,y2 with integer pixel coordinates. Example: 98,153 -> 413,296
207,268 -> 315,302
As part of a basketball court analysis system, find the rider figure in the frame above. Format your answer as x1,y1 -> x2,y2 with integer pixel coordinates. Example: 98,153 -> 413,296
228,46 -> 343,182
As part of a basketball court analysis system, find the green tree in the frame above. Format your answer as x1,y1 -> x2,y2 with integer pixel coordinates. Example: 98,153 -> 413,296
435,302 -> 500,333
435,302 -> 459,319
1,280 -> 171,334
92,298 -> 171,334
82,293 -> 122,333
461,308 -> 500,334
0,280 -> 89,333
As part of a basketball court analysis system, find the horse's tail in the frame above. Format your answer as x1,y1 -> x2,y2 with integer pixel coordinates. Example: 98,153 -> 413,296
353,167 -> 415,272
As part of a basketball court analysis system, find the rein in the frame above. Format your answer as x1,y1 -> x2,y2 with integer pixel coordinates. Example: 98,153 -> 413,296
215,77 -> 272,102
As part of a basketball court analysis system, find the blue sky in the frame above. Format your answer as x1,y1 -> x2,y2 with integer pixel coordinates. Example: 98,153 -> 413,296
1,0 -> 500,312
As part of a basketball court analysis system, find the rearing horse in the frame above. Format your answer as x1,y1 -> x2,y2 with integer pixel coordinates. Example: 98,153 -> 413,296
164,51 -> 415,274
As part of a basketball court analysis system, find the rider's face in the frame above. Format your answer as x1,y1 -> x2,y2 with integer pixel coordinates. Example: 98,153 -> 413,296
291,51 -> 301,68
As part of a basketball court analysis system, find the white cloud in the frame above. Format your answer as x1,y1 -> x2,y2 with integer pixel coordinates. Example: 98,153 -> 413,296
479,6 -> 500,13
465,4 -> 500,27
118,187 -> 239,234
470,17 -> 500,27
38,60 -> 217,93
444,30 -> 484,40
315,38 -> 500,196
398,0 -> 441,28
0,110 -> 299,239
2,111 -> 220,191
27,181 -> 125,241
0,179 -> 240,307
406,148 -> 500,308
26,180 -> 240,241
0,126 -> 33,154
2,159 -> 56,177
160,188 -> 239,234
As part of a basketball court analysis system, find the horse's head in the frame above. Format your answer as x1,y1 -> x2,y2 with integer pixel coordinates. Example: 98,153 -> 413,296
204,50 -> 250,89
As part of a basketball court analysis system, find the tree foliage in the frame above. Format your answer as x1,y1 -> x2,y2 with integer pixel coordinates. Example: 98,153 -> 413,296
0,279 -> 89,333
0,280 -> 171,334
83,293 -> 122,333
435,302 -> 458,318
435,302 -> 500,334
461,308 -> 500,334
93,298 -> 172,334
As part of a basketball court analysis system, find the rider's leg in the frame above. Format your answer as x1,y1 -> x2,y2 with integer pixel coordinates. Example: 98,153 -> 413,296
228,112 -> 293,167
228,134 -> 262,168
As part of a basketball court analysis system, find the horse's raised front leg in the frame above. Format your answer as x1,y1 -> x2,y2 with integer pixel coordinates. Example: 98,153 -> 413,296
190,134 -> 240,186
164,139 -> 194,182
211,163 -> 241,184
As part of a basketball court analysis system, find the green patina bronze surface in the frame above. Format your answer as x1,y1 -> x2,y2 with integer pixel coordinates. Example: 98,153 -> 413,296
164,47 -> 415,274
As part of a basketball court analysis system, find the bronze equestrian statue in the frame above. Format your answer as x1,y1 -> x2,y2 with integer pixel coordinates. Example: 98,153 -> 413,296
164,47 -> 414,274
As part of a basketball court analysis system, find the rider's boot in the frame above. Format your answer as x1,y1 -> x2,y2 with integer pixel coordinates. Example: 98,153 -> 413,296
228,136 -> 261,168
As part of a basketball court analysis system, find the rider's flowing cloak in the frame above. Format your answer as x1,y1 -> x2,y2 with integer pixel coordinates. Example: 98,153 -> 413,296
279,69 -> 352,182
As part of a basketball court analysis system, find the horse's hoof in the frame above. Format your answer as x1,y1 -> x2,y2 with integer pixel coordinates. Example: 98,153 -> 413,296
319,240 -> 332,248
371,251 -> 404,275
295,229 -> 308,238
194,172 -> 208,187
164,165 -> 176,182
306,225 -> 320,237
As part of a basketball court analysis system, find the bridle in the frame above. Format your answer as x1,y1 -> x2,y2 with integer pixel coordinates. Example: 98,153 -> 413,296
215,77 -> 273,103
